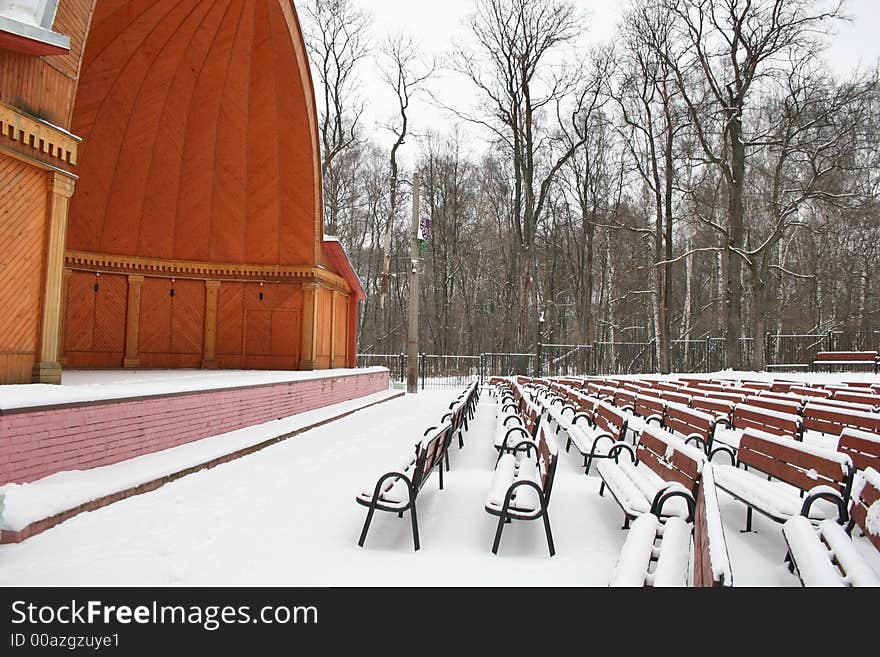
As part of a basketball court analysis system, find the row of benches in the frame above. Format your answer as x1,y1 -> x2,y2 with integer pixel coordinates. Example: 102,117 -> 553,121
486,380 -> 558,556
527,377 -> 880,585
356,381 -> 480,551
546,378 -> 880,474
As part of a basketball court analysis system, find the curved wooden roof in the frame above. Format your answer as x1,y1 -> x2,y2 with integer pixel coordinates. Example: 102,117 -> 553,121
66,0 -> 323,267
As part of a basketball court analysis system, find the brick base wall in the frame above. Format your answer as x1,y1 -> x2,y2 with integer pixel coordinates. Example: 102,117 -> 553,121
0,370 -> 389,484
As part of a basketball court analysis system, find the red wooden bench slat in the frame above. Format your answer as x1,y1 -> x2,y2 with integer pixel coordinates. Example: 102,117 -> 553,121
638,428 -> 702,482
838,429 -> 880,472
738,432 -> 848,490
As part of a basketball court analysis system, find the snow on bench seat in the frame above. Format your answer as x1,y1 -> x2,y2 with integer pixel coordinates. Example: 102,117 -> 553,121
597,425 -> 705,528
485,454 -> 541,513
485,422 -> 559,556
714,428 -> 855,531
712,465 -> 842,522
783,467 -> 880,587
609,515 -> 691,587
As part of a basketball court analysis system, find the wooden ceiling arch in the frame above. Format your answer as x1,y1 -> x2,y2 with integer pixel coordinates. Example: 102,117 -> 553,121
64,0 -> 325,269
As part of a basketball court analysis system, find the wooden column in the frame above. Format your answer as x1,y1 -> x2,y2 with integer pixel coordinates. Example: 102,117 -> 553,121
202,280 -> 221,369
33,172 -> 75,384
58,268 -> 72,366
299,282 -> 318,370
123,275 -> 145,368
329,290 -> 340,369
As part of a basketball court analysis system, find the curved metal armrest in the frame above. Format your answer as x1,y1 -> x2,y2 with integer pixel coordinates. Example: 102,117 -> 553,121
573,412 -> 594,429
608,441 -> 636,464
503,414 -> 523,427
800,486 -> 848,525
502,426 -> 530,450
499,479 -> 546,515
366,471 -> 415,506
650,484 -> 695,522
708,444 -> 737,464
684,433 -> 707,449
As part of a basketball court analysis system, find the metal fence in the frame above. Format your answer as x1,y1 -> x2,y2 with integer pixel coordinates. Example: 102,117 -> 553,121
357,330 -> 880,387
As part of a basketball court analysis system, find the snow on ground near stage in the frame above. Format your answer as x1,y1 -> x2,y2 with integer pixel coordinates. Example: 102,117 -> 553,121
0,367 -> 390,411
1,373 -> 878,586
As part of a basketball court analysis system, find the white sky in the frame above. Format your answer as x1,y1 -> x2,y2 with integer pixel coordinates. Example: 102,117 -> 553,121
314,0 -> 880,165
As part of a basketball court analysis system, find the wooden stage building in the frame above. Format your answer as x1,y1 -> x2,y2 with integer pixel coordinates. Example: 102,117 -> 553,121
0,0 -> 365,386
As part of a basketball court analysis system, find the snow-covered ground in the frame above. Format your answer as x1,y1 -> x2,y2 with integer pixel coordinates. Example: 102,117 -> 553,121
0,367 -> 389,411
2,382 -> 876,586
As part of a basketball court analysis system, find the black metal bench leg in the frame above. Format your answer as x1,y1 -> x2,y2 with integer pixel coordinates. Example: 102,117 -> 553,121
438,459 -> 444,490
458,430 -> 464,449
411,504 -> 420,551
599,481 -> 606,497
491,513 -> 507,555
358,505 -> 377,547
542,509 -> 555,557
584,454 -> 594,475
741,506 -> 753,533
622,514 -> 631,530
565,437 -> 571,453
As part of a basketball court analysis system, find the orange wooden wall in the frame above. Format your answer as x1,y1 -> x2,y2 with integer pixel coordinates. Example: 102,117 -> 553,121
0,0 -> 361,380
66,0 -> 322,267
0,157 -> 48,382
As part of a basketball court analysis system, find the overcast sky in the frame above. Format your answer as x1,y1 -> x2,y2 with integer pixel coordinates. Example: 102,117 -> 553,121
320,0 -> 880,164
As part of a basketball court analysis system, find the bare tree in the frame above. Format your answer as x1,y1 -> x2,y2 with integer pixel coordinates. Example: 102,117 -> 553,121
660,0 -> 845,368
302,0 -> 371,235
377,33 -> 435,323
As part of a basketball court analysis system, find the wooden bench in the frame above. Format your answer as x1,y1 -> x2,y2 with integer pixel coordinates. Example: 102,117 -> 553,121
564,401 -> 630,474
802,402 -> 880,437
663,402 -> 725,453
596,424 -> 706,529
712,428 -> 855,533
813,351 -> 879,373
837,428 -> 880,472
831,389 -> 880,409
783,467 -> 880,586
691,396 -> 735,422
443,381 -> 480,449
357,421 -> 454,551
609,463 -> 733,587
485,421 -> 559,556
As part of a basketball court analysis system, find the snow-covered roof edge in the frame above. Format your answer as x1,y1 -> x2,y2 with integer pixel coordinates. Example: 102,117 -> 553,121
322,236 -> 366,301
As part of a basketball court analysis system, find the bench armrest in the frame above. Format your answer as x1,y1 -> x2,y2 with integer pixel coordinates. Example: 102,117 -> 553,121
608,441 -> 636,464
800,485 -> 848,525
650,483 -> 695,522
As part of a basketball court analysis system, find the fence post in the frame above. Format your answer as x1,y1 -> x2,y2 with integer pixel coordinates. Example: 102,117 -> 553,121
419,353 -> 426,390
399,353 -> 405,383
536,342 -> 543,378
765,332 -> 771,369
826,331 -> 833,352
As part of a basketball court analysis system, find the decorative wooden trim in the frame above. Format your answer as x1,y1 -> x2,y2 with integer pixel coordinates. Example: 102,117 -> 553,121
63,250 -> 351,294
123,275 -> 144,368
202,280 -> 221,369
329,290 -> 339,368
299,282 -> 319,370
0,101 -> 80,167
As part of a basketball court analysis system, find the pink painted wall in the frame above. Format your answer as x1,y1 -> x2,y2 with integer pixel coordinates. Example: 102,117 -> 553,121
0,370 -> 389,484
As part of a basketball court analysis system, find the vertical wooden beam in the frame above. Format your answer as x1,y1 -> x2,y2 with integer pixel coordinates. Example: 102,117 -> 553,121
299,282 -> 318,370
348,296 -> 359,369
329,290 -> 340,369
33,172 -> 75,384
202,280 -> 221,369
58,268 -> 72,366
123,275 -> 145,368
